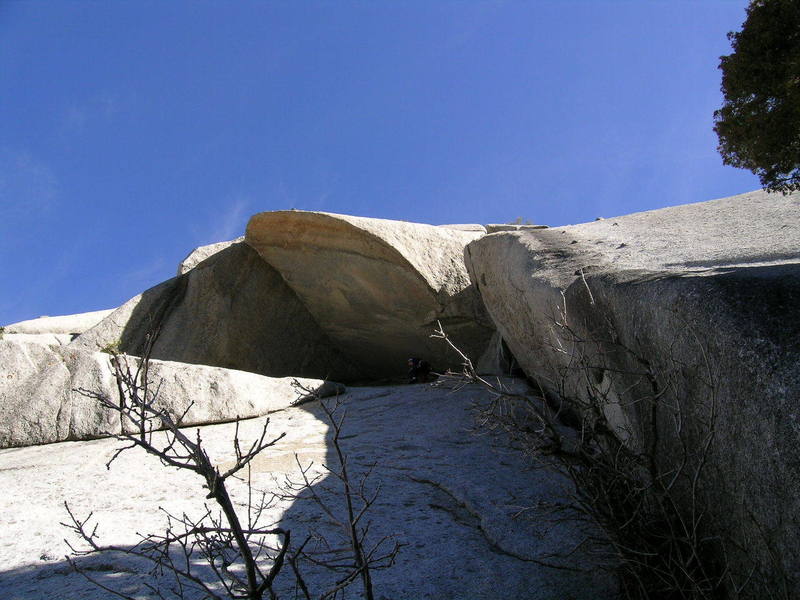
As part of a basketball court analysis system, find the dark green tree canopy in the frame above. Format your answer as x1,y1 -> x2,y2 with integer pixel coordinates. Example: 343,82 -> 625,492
714,0 -> 800,193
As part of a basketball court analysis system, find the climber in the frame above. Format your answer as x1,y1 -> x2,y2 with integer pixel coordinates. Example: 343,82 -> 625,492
407,357 -> 435,384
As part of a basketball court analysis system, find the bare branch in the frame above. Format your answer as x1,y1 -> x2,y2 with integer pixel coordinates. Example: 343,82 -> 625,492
430,312 -> 755,599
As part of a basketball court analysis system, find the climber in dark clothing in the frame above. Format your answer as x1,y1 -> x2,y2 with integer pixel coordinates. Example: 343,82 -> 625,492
408,357 -> 434,384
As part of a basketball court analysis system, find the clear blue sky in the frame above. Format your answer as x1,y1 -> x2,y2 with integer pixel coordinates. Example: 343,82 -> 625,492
1,1 -> 758,325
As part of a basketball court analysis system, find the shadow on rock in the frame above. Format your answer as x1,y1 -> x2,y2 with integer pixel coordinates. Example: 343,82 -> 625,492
276,383 -> 619,600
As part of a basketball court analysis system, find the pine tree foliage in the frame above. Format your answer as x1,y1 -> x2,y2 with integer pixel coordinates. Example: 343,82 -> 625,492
714,0 -> 800,193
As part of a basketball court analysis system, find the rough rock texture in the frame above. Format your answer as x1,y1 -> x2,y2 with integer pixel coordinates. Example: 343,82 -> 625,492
3,309 -> 114,335
465,189 -> 800,597
246,210 -> 495,379
474,330 -> 521,375
0,334 -> 325,448
2,332 -> 75,347
0,381 -> 617,599
177,237 -> 244,275
485,223 -> 548,233
72,241 -> 359,381
0,336 -> 107,448
437,223 -> 487,232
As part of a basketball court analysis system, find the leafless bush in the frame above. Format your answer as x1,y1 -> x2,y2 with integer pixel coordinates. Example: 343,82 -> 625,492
284,381 -> 402,600
66,340 -> 290,600
64,337 -> 398,600
431,315 -> 770,600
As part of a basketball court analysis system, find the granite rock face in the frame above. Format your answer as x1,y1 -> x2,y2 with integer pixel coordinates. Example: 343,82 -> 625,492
0,336 -> 102,448
1,332 -> 75,347
0,333 -> 325,448
72,241 -> 359,381
5,190 -> 798,596
4,309 -> 114,336
177,237 -> 244,275
465,189 -> 800,596
0,382 -> 617,600
246,210 -> 495,379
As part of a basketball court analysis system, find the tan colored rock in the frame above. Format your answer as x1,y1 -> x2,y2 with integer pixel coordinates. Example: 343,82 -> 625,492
4,309 -> 114,335
72,241 -> 359,381
465,189 -> 800,597
246,210 -> 495,378
0,334 -> 326,448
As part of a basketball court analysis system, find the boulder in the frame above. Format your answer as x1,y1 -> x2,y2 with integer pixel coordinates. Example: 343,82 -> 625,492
0,334 -> 326,448
3,309 -> 114,335
245,210 -> 495,379
72,240 -> 359,381
0,336 -> 87,448
465,189 -> 800,596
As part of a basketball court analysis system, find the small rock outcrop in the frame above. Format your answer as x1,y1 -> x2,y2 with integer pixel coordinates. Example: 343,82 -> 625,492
177,237 -> 244,275
465,189 -> 800,595
72,240 -> 359,381
246,210 -> 495,378
0,333 -> 326,448
4,308 -> 114,336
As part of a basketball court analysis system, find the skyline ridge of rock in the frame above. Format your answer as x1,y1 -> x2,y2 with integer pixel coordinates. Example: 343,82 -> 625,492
2,188 -> 798,596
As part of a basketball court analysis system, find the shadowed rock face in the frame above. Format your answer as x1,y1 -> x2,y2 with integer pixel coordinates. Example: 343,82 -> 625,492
465,189 -> 800,597
246,210 -> 495,379
72,241 -> 359,381
177,237 -> 244,275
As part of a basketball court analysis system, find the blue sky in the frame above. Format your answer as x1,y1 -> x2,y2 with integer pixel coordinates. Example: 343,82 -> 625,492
1,1 -> 758,325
